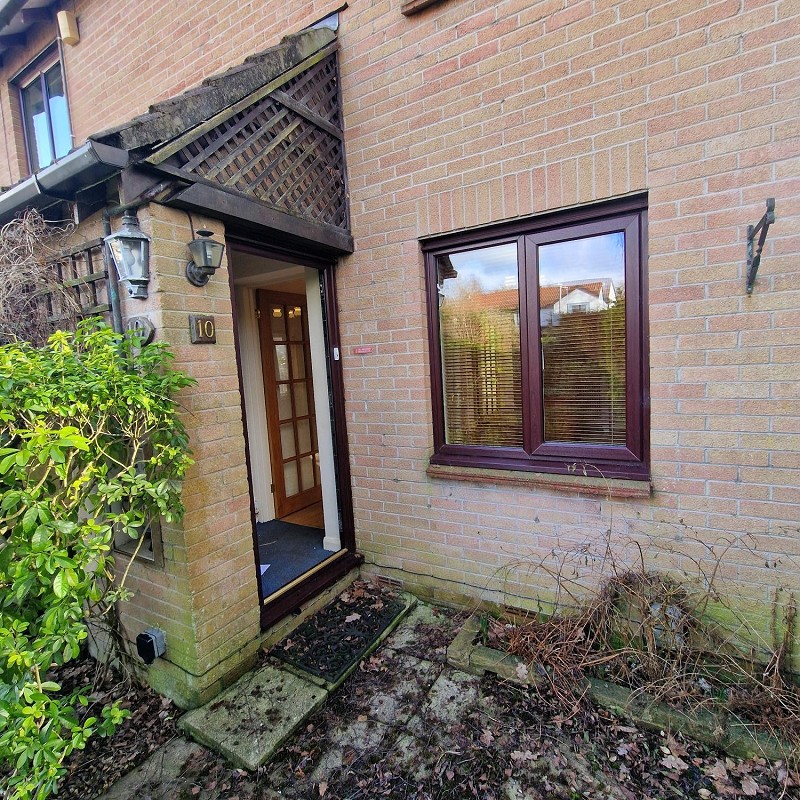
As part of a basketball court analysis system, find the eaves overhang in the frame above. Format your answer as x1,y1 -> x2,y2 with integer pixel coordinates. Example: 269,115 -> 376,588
0,140 -> 129,224
0,25 -> 350,256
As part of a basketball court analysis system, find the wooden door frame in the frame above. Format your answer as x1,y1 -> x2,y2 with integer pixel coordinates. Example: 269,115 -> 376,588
227,236 -> 360,630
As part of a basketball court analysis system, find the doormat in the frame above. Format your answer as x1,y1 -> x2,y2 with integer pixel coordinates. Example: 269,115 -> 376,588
271,582 -> 407,685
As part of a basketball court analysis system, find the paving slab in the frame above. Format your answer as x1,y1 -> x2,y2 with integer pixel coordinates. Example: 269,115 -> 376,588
309,716 -> 391,781
99,737 -> 207,800
178,661 -> 328,771
406,668 -> 481,735
363,650 -> 442,725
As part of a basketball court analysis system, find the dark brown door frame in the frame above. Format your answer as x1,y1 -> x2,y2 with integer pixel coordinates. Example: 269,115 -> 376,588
226,236 -> 359,630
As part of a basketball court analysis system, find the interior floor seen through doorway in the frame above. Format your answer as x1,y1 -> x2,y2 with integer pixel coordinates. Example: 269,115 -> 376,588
257,502 -> 334,597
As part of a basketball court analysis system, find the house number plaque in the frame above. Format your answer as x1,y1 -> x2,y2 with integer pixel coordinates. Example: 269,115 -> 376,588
189,315 -> 216,344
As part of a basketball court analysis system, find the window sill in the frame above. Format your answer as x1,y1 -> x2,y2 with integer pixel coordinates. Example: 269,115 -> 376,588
426,463 -> 652,499
401,0 -> 447,15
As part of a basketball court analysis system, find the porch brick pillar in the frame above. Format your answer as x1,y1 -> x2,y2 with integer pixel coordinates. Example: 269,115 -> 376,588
116,203 -> 261,708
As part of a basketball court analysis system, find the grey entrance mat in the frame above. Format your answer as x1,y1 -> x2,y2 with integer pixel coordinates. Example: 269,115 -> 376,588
257,519 -> 335,596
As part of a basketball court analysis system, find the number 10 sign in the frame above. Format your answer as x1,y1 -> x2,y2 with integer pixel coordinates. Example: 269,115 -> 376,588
189,315 -> 216,344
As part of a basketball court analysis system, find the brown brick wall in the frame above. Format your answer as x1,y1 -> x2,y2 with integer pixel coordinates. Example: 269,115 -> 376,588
112,205 -> 260,707
333,0 -> 800,661
0,0 -> 797,675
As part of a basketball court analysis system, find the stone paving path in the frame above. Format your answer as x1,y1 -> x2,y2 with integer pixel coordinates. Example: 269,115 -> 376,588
96,598 -> 795,799
100,602 -> 476,798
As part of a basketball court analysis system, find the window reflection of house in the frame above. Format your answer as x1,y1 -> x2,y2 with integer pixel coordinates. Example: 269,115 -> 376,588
439,274 -> 627,450
540,279 -> 617,326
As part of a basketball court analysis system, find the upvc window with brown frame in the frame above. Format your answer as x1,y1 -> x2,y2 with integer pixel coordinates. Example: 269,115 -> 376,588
424,196 -> 649,480
15,48 -> 72,174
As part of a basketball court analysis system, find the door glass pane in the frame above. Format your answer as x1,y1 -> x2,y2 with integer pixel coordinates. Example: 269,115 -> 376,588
45,66 -> 71,160
290,345 -> 305,379
287,305 -> 303,340
270,306 -> 286,341
293,382 -> 309,416
297,419 -> 311,454
277,384 -> 292,420
538,232 -> 626,445
300,455 -> 315,491
274,345 -> 289,381
283,462 -> 299,496
21,78 -> 52,172
437,244 -> 523,448
280,423 -> 296,458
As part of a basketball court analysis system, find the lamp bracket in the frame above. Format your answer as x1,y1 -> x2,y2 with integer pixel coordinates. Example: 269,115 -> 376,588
746,198 -> 775,294
186,261 -> 211,287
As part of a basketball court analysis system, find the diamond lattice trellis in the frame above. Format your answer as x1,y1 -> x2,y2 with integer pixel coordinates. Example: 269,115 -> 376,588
174,53 -> 347,230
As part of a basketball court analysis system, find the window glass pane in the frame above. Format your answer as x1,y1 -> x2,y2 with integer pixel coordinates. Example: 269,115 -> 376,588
290,344 -> 305,379
538,232 -> 626,445
44,66 -> 71,159
280,423 -> 296,458
21,78 -> 53,171
296,418 -> 312,454
277,384 -> 292,420
287,305 -> 303,340
300,455 -> 315,491
293,382 -> 309,416
283,462 -> 299,496
438,243 -> 523,448
270,305 -> 286,341
274,344 -> 289,381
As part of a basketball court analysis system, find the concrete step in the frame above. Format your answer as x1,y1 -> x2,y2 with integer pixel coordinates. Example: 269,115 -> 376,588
178,661 -> 328,771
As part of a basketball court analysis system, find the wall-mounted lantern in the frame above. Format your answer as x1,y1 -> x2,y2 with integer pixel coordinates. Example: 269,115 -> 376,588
186,228 -> 225,287
104,212 -> 151,299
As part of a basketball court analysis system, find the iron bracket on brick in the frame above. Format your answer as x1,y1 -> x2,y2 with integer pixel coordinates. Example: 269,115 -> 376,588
745,198 -> 776,294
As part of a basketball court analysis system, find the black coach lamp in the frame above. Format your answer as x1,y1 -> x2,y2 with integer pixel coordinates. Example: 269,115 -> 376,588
104,212 -> 151,299
186,228 -> 225,287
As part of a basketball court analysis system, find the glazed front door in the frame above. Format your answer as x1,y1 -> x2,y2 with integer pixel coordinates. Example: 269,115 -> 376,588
257,290 -> 322,518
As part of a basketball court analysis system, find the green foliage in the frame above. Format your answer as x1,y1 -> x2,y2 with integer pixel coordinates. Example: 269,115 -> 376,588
0,319 -> 194,799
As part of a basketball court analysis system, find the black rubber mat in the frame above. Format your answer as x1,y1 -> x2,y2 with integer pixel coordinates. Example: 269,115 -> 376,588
271,583 -> 406,684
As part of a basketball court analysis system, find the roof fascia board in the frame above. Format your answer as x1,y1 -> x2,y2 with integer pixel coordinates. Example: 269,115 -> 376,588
0,140 -> 129,222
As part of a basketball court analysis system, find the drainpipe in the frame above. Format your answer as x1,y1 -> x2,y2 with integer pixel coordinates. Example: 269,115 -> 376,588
101,213 -> 124,334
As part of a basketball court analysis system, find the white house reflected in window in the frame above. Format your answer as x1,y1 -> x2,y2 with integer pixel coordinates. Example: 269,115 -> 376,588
19,60 -> 72,172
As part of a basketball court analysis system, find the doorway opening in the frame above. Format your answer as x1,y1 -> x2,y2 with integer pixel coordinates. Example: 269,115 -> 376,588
230,246 -> 346,604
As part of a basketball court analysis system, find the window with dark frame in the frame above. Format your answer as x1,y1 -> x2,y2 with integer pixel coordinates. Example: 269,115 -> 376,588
424,195 -> 649,480
16,50 -> 72,173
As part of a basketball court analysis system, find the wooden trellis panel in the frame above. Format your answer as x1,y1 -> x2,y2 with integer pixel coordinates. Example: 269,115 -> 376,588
44,238 -> 110,326
173,53 -> 347,230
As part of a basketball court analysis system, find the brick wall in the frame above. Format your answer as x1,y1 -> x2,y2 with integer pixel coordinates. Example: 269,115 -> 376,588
0,0 -> 797,676
110,205 -> 260,707
334,0 -> 800,663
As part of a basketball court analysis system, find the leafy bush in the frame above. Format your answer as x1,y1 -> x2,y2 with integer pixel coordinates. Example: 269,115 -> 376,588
0,319 -> 194,799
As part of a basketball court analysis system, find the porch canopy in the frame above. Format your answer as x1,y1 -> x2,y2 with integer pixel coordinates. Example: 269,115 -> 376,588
0,25 -> 352,256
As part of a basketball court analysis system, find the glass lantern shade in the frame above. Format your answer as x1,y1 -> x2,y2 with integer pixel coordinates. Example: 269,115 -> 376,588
105,213 -> 150,299
186,228 -> 225,286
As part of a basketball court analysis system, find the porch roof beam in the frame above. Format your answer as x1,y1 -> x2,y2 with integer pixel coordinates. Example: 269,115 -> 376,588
165,180 -> 354,257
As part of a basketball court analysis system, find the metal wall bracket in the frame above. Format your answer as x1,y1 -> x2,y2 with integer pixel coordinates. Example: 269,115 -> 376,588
746,198 -> 776,294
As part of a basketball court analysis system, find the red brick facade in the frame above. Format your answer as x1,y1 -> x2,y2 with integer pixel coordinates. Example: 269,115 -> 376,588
1,0 -> 798,696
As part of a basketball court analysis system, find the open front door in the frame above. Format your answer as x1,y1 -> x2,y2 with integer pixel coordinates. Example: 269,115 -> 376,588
257,290 -> 322,518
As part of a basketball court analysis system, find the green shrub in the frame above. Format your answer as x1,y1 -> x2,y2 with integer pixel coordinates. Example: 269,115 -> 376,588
0,319 -> 194,799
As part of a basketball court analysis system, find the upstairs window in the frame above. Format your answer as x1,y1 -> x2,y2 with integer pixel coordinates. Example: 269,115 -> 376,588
17,53 -> 72,173
424,195 -> 649,480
